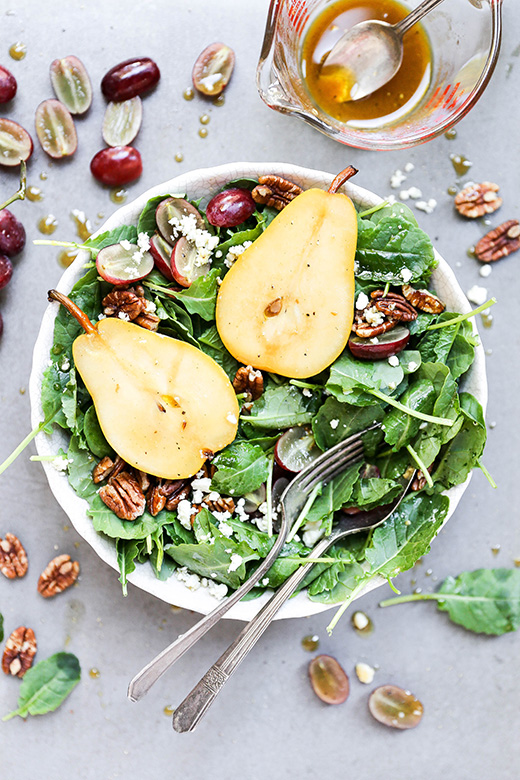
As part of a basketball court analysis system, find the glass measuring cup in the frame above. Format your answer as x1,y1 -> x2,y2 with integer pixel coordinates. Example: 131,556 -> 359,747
256,0 -> 503,150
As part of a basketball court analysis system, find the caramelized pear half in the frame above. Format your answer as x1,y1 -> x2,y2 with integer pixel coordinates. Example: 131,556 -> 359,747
215,186 -> 357,378
49,291 -> 239,479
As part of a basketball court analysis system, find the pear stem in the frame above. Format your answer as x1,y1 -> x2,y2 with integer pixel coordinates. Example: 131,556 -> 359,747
328,165 -> 358,194
48,289 -> 97,335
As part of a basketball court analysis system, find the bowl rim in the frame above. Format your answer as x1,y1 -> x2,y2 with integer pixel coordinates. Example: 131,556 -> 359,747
29,161 -> 487,621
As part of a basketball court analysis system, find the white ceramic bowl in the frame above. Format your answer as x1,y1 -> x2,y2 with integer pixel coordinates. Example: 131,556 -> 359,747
29,162 -> 487,621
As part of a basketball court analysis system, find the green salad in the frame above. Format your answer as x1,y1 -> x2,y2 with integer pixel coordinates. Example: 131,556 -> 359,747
38,173 -> 489,629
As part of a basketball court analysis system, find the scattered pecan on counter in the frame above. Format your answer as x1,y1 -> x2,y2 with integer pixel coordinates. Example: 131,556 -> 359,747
401,284 -> 446,314
233,365 -> 264,401
454,182 -> 502,219
0,533 -> 28,579
37,554 -> 80,598
251,175 -> 303,211
2,626 -> 37,677
474,219 -> 520,263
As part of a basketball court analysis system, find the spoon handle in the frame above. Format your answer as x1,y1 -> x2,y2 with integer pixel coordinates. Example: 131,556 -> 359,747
394,0 -> 447,37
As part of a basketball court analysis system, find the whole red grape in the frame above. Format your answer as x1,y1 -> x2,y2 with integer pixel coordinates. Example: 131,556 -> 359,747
0,210 -> 25,257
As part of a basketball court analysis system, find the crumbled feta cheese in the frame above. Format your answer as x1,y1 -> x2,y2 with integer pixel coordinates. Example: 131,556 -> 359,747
302,388 -> 313,397
352,611 -> 369,630
226,413 -> 237,424
117,311 -> 130,321
176,566 -> 201,591
408,361 -> 418,371
215,250 -> 223,258
387,381 -> 396,391
137,232 -> 151,252
356,292 -> 369,310
479,264 -> 492,278
61,359 -> 70,372
218,521 -> 234,538
98,313 -> 107,320
400,267 -> 413,283
224,241 -> 252,269
302,520 -> 325,547
261,577 -> 270,587
330,419 -> 339,429
404,162 -> 415,173
191,477 -> 212,493
169,213 -> 219,267
227,553 -> 243,573
466,284 -> 488,306
364,306 -> 385,326
120,239 -> 133,251
370,337 -> 379,344
390,169 -> 407,189
191,489 -> 204,504
144,299 -> 156,313
399,186 -> 422,201
207,580 -> 228,600
415,199 -> 437,214
51,454 -> 72,472
254,514 -> 269,533
355,662 -> 375,684
177,499 -> 195,529
258,502 -> 268,515
388,355 -> 399,367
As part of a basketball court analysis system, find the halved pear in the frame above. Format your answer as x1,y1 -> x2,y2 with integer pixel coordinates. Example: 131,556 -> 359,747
215,186 -> 358,378
49,291 -> 239,479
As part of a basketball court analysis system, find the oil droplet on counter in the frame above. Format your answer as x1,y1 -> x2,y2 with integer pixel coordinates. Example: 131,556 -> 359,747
447,185 -> 458,197
213,93 -> 225,107
174,152 -> 184,163
198,127 -> 208,139
19,387 -> 26,395
97,212 -> 105,220
170,604 -> 182,613
413,587 -> 423,594
481,312 -> 494,329
63,524 -> 70,532
352,611 -> 373,635
444,128 -> 457,140
301,634 -> 320,652
58,249 -> 77,268
183,87 -> 194,101
9,42 -> 27,60
467,246 -> 476,258
485,348 -> 493,356
491,544 -> 501,556
110,188 -> 127,204
199,114 -> 210,125
38,214 -> 58,235
164,705 -> 175,716
514,558 -> 520,568
89,667 -> 100,679
425,568 -> 433,577
26,185 -> 43,202
39,171 -> 48,181
70,209 -> 92,241
450,154 -> 472,177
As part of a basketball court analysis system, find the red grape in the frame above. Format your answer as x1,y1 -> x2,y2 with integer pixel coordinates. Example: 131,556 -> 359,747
0,209 -> 26,257
192,43 -> 234,97
0,65 -> 17,104
90,146 -> 142,186
101,58 -> 160,102
0,254 -> 13,290
206,188 -> 256,227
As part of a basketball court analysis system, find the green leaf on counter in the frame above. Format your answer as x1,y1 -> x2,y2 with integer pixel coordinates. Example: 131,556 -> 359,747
3,652 -> 81,721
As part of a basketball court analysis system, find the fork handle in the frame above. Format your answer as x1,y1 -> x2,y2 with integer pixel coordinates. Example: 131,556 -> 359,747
172,537 -> 332,732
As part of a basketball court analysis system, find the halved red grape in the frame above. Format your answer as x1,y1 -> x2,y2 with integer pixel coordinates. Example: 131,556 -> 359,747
368,685 -> 423,729
308,655 -> 350,705
90,146 -> 142,186
96,242 -> 153,284
35,99 -> 78,158
0,65 -> 17,104
170,237 -> 210,287
206,188 -> 255,228
155,197 -> 204,245
274,426 -> 321,473
0,254 -> 13,290
50,55 -> 92,115
192,43 -> 234,97
0,118 -> 33,166
149,232 -> 175,281
348,325 -> 410,360
0,209 -> 26,257
102,96 -> 142,147
101,57 -> 160,102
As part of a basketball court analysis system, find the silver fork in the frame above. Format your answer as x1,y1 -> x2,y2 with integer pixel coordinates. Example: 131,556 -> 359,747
171,465 -> 415,733
127,425 -> 378,703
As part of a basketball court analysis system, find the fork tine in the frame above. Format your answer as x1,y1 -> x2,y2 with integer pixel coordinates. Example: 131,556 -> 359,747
302,442 -> 365,492
298,439 -> 365,491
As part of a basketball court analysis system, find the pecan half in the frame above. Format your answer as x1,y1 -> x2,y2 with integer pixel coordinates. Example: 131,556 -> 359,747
203,495 -> 235,514
99,471 -> 146,520
233,365 -> 263,401
401,284 -> 445,314
411,466 -> 434,492
474,219 -> 520,263
2,627 -> 37,677
37,554 -> 80,598
251,175 -> 303,211
166,484 -> 190,511
371,290 -> 418,322
454,182 -> 502,219
352,312 -> 398,339
0,533 -> 28,579
102,289 -> 146,320
134,311 -> 160,331
92,454 -> 126,484
147,479 -> 188,516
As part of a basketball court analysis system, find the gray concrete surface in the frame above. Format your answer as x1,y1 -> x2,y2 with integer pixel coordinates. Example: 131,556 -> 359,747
0,2 -> 518,778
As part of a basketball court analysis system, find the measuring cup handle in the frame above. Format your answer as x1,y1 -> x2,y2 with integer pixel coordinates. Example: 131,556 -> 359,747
394,0 -> 447,37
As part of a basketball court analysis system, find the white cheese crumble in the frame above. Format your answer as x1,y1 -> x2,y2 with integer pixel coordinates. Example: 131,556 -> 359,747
226,413 -> 237,424
302,388 -> 313,397
207,581 -> 228,600
387,355 -> 399,367
224,240 -> 252,269
169,213 -> 219,266
400,267 -> 413,283
408,361 -> 418,371
218,521 -> 234,538
415,199 -> 437,214
176,566 -> 201,590
399,186 -> 422,201
302,520 -> 326,547
356,291 -> 369,310
404,162 -> 415,173
227,553 -> 243,573
191,489 -> 204,505
364,306 -> 385,326
355,662 -> 375,684
479,264 -> 492,278
466,284 -> 488,306
191,477 -> 212,493
330,419 -> 339,429
177,499 -> 196,529
261,577 -> 270,587
51,454 -> 72,472
117,311 -> 130,321
390,169 -> 407,189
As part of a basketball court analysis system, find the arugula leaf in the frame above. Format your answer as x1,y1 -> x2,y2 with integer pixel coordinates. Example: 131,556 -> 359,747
83,405 -> 113,459
85,225 -> 138,251
380,568 -> 520,636
87,494 -> 169,540
350,476 -> 403,511
154,296 -> 198,347
432,393 -> 486,489
312,397 -> 384,453
173,268 -> 219,320
215,210 -> 266,257
198,325 -> 239,380
363,201 -> 419,226
446,321 -> 478,380
211,441 -> 270,496
164,508 -> 259,588
383,378 -> 437,450
245,385 -> 320,431
304,462 -> 362,526
417,312 -> 462,364
355,213 -> 436,284
66,436 -> 98,501
3,652 -> 81,721
116,538 -> 139,596
326,349 -> 404,403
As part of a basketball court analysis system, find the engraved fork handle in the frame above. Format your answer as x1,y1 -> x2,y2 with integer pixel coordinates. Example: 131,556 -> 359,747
172,533 -> 335,732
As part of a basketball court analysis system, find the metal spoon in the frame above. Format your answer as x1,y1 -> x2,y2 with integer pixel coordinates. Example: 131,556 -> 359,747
320,0 -> 447,102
